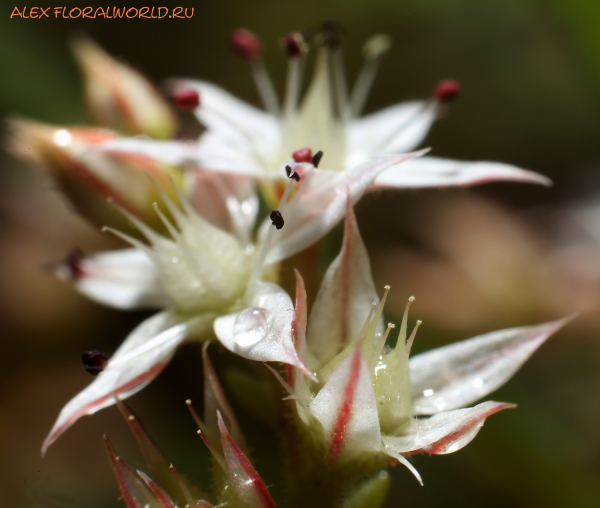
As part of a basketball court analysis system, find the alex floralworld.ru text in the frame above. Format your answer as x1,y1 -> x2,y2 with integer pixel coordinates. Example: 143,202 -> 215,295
10,6 -> 194,18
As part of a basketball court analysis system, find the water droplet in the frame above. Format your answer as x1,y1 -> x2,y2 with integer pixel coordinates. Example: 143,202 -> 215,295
233,307 -> 269,347
172,257 -> 179,264
423,388 -> 434,397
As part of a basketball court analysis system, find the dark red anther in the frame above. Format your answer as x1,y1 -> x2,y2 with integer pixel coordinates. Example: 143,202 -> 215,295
292,148 -> 313,163
270,210 -> 284,230
82,350 -> 109,376
286,165 -> 300,182
63,248 -> 85,279
173,89 -> 200,111
433,80 -> 462,103
281,33 -> 307,58
229,29 -> 263,61
312,150 -> 324,168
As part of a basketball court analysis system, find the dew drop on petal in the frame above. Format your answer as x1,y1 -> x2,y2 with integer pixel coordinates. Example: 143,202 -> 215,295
423,388 -> 434,397
53,129 -> 73,147
233,307 -> 269,347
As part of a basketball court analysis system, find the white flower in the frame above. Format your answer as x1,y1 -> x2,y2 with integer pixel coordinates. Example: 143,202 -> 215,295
276,198 -> 572,484
96,28 -> 551,206
42,150 -> 422,454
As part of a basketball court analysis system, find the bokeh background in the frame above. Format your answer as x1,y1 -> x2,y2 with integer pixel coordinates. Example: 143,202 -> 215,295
2,0 -> 600,506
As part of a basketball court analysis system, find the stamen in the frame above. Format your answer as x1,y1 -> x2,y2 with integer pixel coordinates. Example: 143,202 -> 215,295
372,322 -> 396,364
229,28 -> 279,116
270,210 -> 285,230
152,202 -> 181,240
107,197 -> 164,246
433,79 -> 462,103
61,248 -> 85,279
196,430 -> 227,472
371,285 -> 392,331
331,48 -> 350,122
173,89 -> 200,112
229,29 -> 263,61
285,165 -> 300,181
350,34 -> 392,118
245,175 -> 296,298
292,148 -> 313,163
81,350 -> 109,376
312,150 -> 324,168
281,32 -> 307,59
405,320 -> 422,354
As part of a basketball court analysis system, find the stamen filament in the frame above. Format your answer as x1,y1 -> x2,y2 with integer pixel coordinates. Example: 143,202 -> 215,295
331,49 -> 349,123
251,59 -> 280,117
399,296 -> 415,347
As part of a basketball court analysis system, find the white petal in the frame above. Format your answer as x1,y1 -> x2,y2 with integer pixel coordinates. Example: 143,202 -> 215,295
188,170 -> 258,244
265,151 -> 427,264
42,310 -> 214,454
409,316 -> 573,415
346,101 -> 435,166
56,248 -> 169,310
308,346 -> 381,460
373,156 -> 552,189
166,79 -> 279,157
383,400 -> 514,455
213,282 -> 310,374
307,198 -> 383,364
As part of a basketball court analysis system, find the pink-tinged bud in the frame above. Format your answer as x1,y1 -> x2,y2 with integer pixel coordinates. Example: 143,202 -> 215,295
433,79 -> 462,103
292,147 -> 313,163
7,118 -> 184,230
173,89 -> 200,112
281,32 -> 307,58
229,29 -> 263,61
71,36 -> 178,139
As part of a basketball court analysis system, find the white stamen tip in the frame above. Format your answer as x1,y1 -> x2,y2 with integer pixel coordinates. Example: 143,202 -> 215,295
409,296 -> 415,302
384,285 -> 391,290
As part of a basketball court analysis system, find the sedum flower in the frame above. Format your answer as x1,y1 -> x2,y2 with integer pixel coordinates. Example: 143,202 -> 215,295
97,25 -> 551,209
43,151 -> 422,454
275,198 -> 572,485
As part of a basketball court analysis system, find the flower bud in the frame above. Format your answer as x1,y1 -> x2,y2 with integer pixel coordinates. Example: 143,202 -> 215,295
229,29 -> 263,61
433,79 -> 462,103
7,119 -> 183,229
71,36 -> 178,139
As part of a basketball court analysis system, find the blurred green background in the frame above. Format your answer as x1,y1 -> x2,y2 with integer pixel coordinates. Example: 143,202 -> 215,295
2,0 -> 600,507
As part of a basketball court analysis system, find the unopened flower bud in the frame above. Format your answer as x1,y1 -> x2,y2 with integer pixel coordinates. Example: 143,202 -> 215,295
281,32 -> 307,58
229,29 -> 263,61
433,79 -> 462,103
173,89 -> 200,112
71,36 -> 178,139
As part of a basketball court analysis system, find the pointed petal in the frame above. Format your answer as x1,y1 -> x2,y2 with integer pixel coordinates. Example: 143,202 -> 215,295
166,79 -> 279,154
217,412 -> 277,508
383,401 -> 515,455
213,282 -> 312,376
347,101 -> 435,165
307,197 -> 383,365
410,316 -> 573,415
189,171 -> 258,244
265,150 -> 427,264
383,448 -> 423,485
202,345 -> 249,455
308,346 -> 381,460
104,436 -> 162,508
43,310 -> 215,454
373,156 -> 552,189
56,248 -> 169,310
137,471 -> 179,508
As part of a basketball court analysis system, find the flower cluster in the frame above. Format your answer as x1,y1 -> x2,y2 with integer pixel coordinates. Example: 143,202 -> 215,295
9,24 -> 571,508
